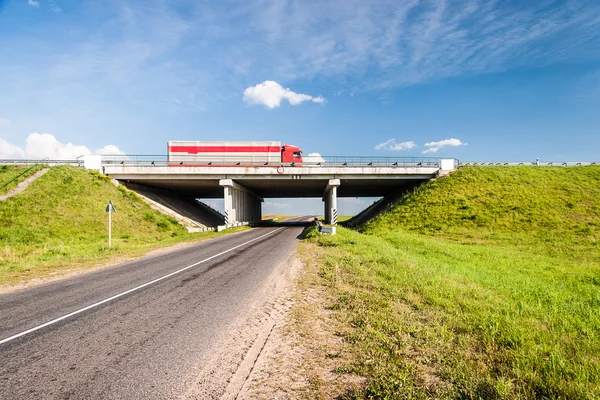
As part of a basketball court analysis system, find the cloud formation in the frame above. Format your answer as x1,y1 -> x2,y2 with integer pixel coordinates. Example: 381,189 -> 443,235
243,81 -> 325,109
27,0 -> 39,7
1,0 -> 599,120
25,133 -> 90,159
0,133 -> 124,160
95,144 -> 125,155
422,138 -> 467,154
0,139 -> 25,159
303,152 -> 326,163
375,139 -> 416,151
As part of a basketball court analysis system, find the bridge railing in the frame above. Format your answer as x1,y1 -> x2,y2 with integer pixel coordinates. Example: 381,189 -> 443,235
458,161 -> 599,167
3,157 -> 598,168
0,159 -> 82,166
99,155 -> 442,168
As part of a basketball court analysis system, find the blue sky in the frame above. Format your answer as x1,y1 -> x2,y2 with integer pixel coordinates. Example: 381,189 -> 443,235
1,0 -> 599,214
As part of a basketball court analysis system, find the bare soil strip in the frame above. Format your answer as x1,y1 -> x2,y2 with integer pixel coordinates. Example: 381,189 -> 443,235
0,168 -> 49,201
234,243 -> 366,400
183,251 -> 303,399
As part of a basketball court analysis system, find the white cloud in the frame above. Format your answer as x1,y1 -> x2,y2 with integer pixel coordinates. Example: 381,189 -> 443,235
25,133 -> 91,159
375,139 -> 416,151
0,139 -> 25,159
2,1 -> 599,121
48,0 -> 61,12
303,152 -> 326,163
0,133 -> 124,160
243,81 -> 325,109
95,144 -> 125,155
422,138 -> 467,154
27,0 -> 40,7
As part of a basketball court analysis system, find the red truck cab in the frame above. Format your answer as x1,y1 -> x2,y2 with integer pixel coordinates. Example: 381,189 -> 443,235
281,144 -> 303,163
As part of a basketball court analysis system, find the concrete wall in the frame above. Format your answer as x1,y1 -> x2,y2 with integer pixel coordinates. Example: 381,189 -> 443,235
122,182 -> 225,229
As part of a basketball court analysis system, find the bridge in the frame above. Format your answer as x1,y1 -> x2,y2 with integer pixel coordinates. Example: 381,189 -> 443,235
4,155 -> 598,227
95,156 -> 456,225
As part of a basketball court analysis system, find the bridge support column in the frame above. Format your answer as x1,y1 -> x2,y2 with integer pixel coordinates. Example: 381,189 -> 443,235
323,179 -> 340,225
219,179 -> 263,225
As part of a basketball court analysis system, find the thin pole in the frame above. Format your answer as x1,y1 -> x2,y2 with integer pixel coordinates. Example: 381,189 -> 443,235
108,211 -> 112,248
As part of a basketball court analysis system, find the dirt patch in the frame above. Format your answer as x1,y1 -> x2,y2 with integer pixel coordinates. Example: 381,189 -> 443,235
0,168 -> 49,201
234,242 -> 366,399
182,250 -> 303,399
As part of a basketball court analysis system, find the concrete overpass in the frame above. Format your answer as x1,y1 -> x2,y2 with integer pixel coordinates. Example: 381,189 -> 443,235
101,158 -> 455,225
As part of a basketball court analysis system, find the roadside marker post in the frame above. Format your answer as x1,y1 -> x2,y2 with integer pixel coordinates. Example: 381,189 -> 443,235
105,201 -> 116,247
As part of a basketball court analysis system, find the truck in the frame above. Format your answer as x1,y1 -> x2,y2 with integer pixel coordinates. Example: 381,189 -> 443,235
167,141 -> 303,165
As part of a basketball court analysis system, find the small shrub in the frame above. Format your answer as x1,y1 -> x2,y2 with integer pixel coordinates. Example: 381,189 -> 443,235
143,211 -> 156,222
156,220 -> 170,231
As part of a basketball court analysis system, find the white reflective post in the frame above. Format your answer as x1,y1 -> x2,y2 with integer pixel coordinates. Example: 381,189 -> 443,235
105,201 -> 116,247
108,210 -> 112,248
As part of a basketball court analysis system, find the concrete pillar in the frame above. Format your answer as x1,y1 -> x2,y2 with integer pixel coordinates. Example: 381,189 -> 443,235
330,185 -> 338,224
223,185 -> 233,224
323,179 -> 340,225
219,179 -> 263,225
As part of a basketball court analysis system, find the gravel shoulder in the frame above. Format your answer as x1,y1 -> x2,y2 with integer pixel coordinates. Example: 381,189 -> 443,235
234,241 -> 366,400
183,249 -> 305,399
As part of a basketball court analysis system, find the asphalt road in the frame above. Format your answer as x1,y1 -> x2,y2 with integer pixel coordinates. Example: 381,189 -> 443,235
0,221 -> 307,399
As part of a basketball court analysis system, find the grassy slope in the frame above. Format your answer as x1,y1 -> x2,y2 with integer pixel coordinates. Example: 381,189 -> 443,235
0,166 -> 244,285
0,164 -> 44,195
305,167 -> 600,399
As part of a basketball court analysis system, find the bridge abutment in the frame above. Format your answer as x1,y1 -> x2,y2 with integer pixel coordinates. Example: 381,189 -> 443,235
219,179 -> 263,225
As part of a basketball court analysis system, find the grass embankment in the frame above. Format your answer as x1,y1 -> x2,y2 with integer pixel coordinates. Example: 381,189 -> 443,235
303,167 -> 600,399
0,166 -> 245,286
0,164 -> 44,195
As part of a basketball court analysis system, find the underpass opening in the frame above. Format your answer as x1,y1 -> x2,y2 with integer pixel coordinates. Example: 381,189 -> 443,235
110,166 -> 437,227
198,197 -> 383,224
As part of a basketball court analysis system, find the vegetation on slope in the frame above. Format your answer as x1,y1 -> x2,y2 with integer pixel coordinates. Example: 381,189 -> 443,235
0,164 -> 44,195
364,166 -> 600,249
303,167 -> 600,399
0,166 -> 243,286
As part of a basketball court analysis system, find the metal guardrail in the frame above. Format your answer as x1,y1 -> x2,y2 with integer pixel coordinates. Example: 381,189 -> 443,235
99,155 -> 442,168
1,157 -> 598,168
458,161 -> 599,167
0,159 -> 82,166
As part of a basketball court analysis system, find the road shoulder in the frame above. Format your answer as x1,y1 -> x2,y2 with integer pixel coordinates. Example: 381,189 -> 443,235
235,241 -> 366,399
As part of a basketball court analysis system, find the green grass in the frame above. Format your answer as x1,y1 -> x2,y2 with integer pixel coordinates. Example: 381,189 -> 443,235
0,164 -> 44,195
317,215 -> 352,223
364,166 -> 600,251
304,167 -> 600,399
0,166 -> 246,285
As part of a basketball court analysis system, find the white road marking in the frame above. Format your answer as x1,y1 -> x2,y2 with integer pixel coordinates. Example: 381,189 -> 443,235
0,227 -> 285,346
